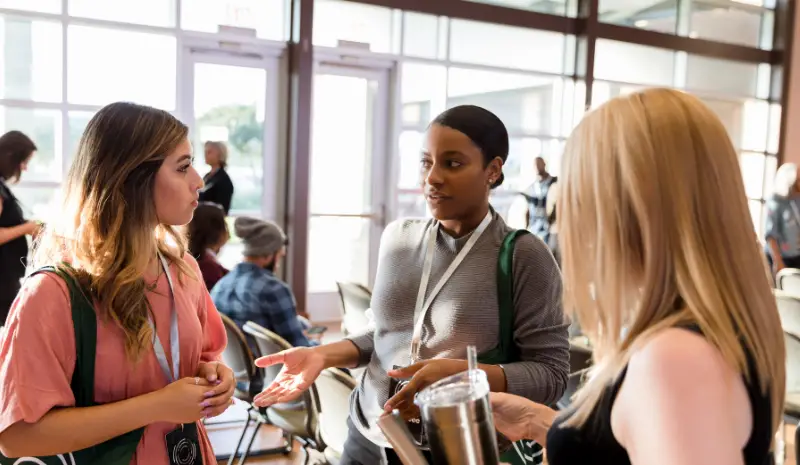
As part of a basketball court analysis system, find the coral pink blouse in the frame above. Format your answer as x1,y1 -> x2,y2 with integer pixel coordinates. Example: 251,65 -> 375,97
0,254 -> 227,464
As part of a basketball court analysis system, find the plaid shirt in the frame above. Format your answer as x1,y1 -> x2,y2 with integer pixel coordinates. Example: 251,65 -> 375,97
211,262 -> 312,347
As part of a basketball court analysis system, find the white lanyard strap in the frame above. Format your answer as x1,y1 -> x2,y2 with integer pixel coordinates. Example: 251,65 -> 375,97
151,253 -> 180,383
410,210 -> 493,362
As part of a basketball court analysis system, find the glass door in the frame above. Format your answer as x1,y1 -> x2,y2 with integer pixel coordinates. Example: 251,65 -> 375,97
307,64 -> 390,296
180,42 -> 282,268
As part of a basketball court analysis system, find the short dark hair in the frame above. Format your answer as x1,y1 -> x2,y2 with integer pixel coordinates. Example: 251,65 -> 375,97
431,105 -> 509,189
187,202 -> 229,259
0,131 -> 37,183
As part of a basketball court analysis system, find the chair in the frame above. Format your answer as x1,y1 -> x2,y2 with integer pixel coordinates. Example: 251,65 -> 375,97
242,322 -> 320,459
336,282 -> 372,337
777,268 -> 800,295
775,290 -> 800,463
310,368 -> 357,465
218,314 -> 294,465
556,340 -> 593,410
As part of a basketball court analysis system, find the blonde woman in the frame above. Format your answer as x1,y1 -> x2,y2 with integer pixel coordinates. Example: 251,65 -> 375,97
0,102 -> 234,464
199,141 -> 233,214
765,162 -> 800,273
490,89 -> 785,465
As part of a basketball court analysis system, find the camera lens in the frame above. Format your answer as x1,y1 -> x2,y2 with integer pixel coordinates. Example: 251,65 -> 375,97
172,438 -> 197,465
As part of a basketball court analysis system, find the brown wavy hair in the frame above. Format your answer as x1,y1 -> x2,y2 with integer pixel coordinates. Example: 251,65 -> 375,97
33,102 -> 195,361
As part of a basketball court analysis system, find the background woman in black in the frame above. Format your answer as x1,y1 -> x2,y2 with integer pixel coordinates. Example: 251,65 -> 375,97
198,141 -> 234,214
0,131 -> 40,323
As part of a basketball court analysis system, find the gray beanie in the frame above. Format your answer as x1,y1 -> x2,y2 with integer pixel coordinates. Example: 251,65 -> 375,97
234,217 -> 287,257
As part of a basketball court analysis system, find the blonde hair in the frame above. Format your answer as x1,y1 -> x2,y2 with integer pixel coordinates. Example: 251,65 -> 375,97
559,89 -> 785,434
33,102 -> 195,361
204,141 -> 228,168
773,162 -> 798,198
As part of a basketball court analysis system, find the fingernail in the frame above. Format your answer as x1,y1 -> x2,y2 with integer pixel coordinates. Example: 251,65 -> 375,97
208,375 -> 218,382
201,400 -> 211,408
202,408 -> 211,416
204,391 -> 215,397
215,380 -> 222,385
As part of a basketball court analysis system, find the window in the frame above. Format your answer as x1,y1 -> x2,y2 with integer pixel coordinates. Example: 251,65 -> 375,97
599,0 -> 678,33
685,55 -> 761,97
193,63 -> 267,213
67,26 -> 176,110
689,1 -> 773,49
465,0 -> 570,16
449,20 -> 568,74
181,0 -> 286,41
402,12 -> 441,59
447,68 -> 566,137
0,107 -> 61,182
0,17 -> 62,103
69,0 -> 177,27
313,0 -> 395,52
594,40 -> 675,87
401,63 -> 447,128
0,0 -> 60,14
12,185 -> 61,221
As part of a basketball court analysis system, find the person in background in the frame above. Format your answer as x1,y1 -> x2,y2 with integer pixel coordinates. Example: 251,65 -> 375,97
0,130 -> 40,324
765,162 -> 800,274
251,105 -> 568,465
211,217 -> 314,348
198,141 -> 234,215
0,102 -> 235,463
490,89 -> 784,465
187,202 -> 230,291
523,157 -> 558,251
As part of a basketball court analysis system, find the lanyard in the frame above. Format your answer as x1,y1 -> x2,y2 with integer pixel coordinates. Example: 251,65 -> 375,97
409,210 -> 493,362
150,253 -> 180,383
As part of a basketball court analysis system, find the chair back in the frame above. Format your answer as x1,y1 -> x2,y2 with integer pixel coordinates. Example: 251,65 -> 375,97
785,332 -> 800,414
219,313 -> 258,400
776,290 -> 800,340
557,342 -> 593,410
336,282 -> 372,336
778,268 -> 800,294
309,368 -> 357,454
242,321 -> 293,385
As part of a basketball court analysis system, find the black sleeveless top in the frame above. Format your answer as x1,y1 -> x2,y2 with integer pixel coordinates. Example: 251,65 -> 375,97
0,179 -> 28,306
547,327 -> 774,465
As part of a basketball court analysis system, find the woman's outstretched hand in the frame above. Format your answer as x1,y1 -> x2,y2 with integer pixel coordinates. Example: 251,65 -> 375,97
489,392 -> 557,445
253,347 -> 326,407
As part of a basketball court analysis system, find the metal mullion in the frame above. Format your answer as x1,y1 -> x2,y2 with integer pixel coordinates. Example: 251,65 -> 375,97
400,55 -> 572,79
61,0 -> 69,180
338,0 -> 577,35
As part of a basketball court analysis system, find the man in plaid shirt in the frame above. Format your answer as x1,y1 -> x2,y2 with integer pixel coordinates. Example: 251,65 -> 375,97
211,216 -> 313,347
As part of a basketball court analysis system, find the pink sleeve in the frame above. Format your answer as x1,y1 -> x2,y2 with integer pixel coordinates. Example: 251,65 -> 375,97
0,273 -> 76,433
185,253 -> 226,362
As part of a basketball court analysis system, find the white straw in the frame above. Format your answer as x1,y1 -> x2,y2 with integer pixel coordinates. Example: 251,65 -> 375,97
467,345 -> 477,376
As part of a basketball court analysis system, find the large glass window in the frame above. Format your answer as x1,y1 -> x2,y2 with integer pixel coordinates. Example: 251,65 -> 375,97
181,0 -> 286,41
0,16 -> 62,103
312,0 -> 395,52
69,0 -> 177,27
0,107 -> 61,182
68,26 -> 176,110
465,0 -> 570,16
449,20 -> 569,74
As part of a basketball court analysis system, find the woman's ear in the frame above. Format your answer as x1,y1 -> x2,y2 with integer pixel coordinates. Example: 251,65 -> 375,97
487,157 -> 503,183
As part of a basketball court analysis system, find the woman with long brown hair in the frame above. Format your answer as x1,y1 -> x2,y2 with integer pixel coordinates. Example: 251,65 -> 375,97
0,102 -> 235,464
0,130 -> 40,323
490,89 -> 785,465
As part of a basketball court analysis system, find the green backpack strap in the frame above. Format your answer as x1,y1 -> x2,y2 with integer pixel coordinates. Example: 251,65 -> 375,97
0,267 -> 143,465
496,230 -> 530,362
491,232 -> 546,465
